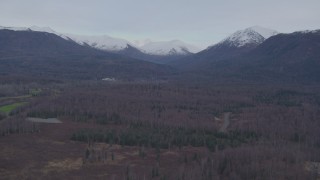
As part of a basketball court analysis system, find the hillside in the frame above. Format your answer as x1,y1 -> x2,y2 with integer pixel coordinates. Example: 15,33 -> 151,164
169,28 -> 320,83
229,30 -> 320,82
170,26 -> 278,70
0,30 -> 174,80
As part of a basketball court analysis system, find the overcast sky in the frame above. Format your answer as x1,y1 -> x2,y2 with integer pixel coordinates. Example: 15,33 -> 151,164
1,0 -> 319,48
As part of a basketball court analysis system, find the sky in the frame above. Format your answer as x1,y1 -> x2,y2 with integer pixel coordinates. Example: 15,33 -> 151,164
0,0 -> 319,49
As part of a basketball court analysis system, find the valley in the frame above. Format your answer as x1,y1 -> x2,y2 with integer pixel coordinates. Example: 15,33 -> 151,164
0,25 -> 320,179
1,81 -> 320,179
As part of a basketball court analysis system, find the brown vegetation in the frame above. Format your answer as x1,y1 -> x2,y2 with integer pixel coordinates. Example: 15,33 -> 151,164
1,81 -> 320,179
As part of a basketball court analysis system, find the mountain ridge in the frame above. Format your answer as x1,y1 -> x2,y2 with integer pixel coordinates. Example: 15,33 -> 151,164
0,29 -> 175,80
0,25 -> 199,56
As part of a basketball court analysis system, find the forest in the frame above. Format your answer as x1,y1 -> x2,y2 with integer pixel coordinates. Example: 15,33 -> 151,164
0,79 -> 320,179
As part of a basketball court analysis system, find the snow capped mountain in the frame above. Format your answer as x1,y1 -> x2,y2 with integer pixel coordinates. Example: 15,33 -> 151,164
0,25 -> 69,39
65,34 -> 132,52
0,25 -> 201,55
0,25 -> 133,52
218,26 -> 278,47
140,40 -> 200,55
0,25 -> 204,56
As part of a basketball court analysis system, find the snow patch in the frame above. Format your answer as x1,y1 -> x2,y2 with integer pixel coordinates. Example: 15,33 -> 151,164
140,40 -> 200,55
65,34 -> 132,52
133,39 -> 152,47
248,26 -> 278,39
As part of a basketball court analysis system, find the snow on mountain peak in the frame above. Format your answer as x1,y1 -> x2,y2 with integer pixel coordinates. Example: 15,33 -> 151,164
247,26 -> 278,39
219,26 -> 279,47
0,25 -> 69,39
65,34 -> 132,52
140,40 -> 200,55
133,39 -> 152,47
29,26 -> 56,34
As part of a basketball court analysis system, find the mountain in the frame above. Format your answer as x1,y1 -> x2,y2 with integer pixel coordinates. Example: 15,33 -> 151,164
218,26 -> 278,48
169,27 -> 320,83
170,26 -> 278,70
177,29 -> 320,83
226,29 -> 320,82
0,29 -> 174,80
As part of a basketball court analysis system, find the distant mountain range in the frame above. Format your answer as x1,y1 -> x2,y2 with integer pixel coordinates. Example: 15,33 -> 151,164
1,25 -> 319,83
67,34 -> 200,56
0,25 -> 200,64
0,26 -> 199,56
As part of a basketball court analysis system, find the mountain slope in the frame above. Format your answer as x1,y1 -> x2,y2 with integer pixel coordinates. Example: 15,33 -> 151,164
0,29 -> 106,57
0,29 -> 174,80
170,26 -> 278,70
229,30 -> 320,82
186,30 -> 320,83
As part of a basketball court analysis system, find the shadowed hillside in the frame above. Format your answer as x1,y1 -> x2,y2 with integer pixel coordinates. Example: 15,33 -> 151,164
0,30 -> 175,80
